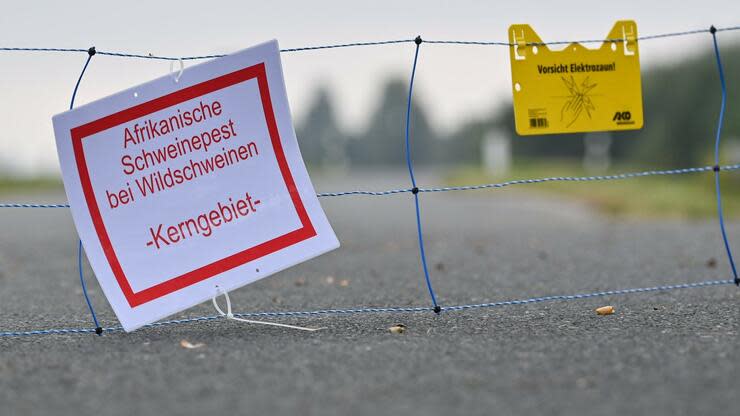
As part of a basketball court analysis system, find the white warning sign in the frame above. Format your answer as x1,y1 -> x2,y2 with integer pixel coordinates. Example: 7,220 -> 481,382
52,40 -> 339,331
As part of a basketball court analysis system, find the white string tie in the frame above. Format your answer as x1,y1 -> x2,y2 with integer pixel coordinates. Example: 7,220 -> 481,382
212,287 -> 325,332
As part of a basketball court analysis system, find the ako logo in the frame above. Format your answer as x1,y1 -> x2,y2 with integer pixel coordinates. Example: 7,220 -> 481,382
613,110 -> 634,125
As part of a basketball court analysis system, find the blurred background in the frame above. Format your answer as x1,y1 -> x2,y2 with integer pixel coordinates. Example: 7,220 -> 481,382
1,0 -> 738,218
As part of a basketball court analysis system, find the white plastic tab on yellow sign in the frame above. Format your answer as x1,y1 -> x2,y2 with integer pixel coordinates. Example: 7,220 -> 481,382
508,21 -> 643,135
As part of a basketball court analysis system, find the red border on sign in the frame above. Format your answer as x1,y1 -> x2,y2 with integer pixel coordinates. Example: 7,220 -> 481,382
70,62 -> 316,307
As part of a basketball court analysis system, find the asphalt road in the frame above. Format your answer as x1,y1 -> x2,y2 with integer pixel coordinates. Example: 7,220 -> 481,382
1,171 -> 738,416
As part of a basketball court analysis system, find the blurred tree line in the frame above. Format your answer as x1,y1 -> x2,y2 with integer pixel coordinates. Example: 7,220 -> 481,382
297,44 -> 740,168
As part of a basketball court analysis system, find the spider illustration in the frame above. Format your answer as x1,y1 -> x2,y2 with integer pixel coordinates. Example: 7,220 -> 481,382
560,76 -> 597,127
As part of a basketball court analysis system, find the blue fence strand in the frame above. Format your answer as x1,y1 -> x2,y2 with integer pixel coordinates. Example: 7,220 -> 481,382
2,25 -> 739,60
0,40 -> 416,61
710,29 -> 739,284
1,278 -> 733,338
69,52 -> 92,109
68,49 -> 102,332
0,23 -> 738,338
403,38 -> 439,310
78,240 -> 101,331
2,163 -> 738,208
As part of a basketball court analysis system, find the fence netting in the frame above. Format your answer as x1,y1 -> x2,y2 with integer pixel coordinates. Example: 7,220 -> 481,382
0,25 -> 738,337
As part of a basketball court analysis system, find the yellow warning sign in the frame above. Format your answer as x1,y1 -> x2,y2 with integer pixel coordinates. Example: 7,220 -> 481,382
508,20 -> 643,136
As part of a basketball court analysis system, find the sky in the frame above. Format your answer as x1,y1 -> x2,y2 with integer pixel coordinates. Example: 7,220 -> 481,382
1,0 -> 738,175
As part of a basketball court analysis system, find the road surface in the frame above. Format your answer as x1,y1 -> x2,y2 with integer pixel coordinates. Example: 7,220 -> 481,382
1,171 -> 738,415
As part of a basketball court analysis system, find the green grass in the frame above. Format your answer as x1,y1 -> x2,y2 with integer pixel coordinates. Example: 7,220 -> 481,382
0,177 -> 63,195
447,160 -> 740,219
